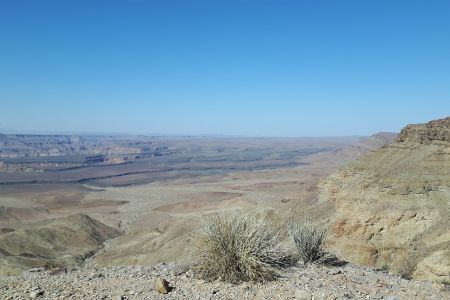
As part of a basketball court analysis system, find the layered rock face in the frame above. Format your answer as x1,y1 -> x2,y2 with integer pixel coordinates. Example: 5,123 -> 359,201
320,117 -> 450,282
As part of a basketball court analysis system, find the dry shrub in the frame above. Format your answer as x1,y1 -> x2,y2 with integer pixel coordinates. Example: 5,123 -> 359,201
288,219 -> 326,263
391,249 -> 417,279
194,212 -> 294,283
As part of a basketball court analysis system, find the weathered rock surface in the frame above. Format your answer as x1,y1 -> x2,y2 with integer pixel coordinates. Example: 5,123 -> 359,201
320,117 -> 450,282
0,263 -> 448,299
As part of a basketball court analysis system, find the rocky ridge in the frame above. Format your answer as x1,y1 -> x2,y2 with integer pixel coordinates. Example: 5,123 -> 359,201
398,117 -> 450,144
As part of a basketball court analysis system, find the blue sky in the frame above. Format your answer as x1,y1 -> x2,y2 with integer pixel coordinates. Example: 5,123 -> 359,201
1,0 -> 449,136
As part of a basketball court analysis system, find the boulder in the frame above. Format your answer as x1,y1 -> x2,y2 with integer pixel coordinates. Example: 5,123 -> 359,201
154,277 -> 170,294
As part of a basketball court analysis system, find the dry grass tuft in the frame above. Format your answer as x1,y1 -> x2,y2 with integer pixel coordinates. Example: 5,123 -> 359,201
194,212 -> 294,283
390,249 -> 417,280
288,219 -> 326,263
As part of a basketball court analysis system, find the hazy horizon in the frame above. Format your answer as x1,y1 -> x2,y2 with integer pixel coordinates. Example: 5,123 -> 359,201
0,126 -> 397,138
1,1 -> 449,136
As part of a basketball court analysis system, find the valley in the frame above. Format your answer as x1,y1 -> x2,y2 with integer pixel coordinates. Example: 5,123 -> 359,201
1,119 -> 449,299
0,134 -> 392,275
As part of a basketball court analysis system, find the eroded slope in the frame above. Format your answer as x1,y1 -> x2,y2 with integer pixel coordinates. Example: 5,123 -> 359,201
0,214 -> 121,275
320,117 -> 450,282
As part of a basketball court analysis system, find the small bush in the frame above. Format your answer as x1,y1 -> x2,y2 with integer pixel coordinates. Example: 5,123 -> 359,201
194,212 -> 294,283
288,220 -> 326,263
390,249 -> 416,279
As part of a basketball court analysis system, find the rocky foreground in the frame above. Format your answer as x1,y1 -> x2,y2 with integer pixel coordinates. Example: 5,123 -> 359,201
1,263 -> 449,300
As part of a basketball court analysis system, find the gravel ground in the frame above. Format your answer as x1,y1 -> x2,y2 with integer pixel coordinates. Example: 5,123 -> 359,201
1,263 -> 449,300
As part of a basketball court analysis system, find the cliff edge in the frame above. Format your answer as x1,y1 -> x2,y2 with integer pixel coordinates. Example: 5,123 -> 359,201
320,117 -> 450,282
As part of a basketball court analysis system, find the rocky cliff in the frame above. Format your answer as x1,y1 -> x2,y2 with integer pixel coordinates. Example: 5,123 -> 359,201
320,117 -> 450,282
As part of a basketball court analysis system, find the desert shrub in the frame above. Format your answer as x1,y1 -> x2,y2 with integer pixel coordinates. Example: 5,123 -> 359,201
380,264 -> 390,272
390,249 -> 417,279
395,259 -> 416,280
288,219 -> 326,263
194,212 -> 294,283
441,278 -> 450,286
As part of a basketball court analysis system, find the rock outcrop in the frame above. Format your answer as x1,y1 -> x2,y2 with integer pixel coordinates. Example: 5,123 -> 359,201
320,117 -> 450,282
398,117 -> 450,144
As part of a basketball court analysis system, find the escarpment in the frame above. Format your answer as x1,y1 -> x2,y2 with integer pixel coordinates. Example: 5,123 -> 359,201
320,117 -> 450,282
